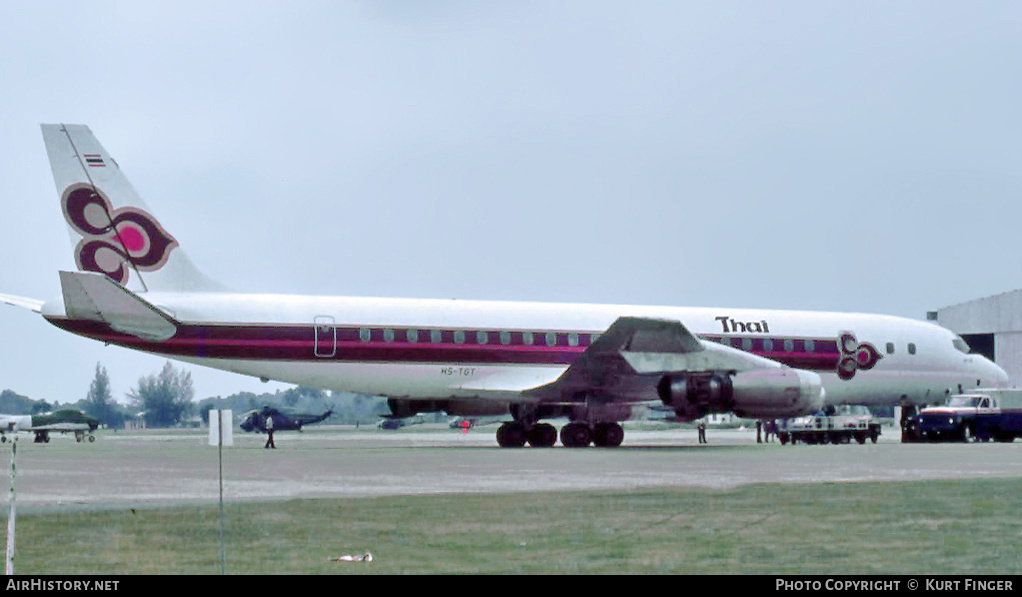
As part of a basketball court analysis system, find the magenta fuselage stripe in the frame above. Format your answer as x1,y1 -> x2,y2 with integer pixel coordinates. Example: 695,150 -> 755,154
46,318 -> 844,371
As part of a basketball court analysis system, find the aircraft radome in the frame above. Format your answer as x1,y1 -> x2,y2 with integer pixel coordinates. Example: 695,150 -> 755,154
0,124 -> 1008,448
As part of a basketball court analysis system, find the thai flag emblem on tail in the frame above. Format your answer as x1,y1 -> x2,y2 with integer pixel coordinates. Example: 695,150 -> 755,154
84,154 -> 105,167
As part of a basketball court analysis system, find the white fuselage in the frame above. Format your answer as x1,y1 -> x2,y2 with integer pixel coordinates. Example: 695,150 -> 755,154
42,292 -> 1008,409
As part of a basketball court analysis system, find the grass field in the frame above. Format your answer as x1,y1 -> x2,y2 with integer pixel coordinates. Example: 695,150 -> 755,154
6,477 -> 1022,574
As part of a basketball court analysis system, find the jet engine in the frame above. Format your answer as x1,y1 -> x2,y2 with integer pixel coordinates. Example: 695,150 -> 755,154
657,368 -> 823,419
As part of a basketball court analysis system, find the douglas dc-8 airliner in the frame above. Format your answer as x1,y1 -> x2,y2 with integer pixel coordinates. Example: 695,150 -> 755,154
0,124 -> 1007,447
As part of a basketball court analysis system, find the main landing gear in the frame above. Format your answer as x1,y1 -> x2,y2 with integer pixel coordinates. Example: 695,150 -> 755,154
74,430 -> 96,443
495,421 -> 625,448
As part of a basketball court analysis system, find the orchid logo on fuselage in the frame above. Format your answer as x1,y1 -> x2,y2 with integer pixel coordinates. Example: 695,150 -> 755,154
61,183 -> 178,285
837,332 -> 882,380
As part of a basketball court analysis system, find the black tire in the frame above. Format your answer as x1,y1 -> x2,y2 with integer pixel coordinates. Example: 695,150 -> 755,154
593,423 -> 624,448
560,423 -> 591,448
526,423 -> 557,448
496,423 -> 527,448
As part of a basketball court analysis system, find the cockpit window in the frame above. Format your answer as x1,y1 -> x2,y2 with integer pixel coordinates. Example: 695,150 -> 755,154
952,336 -> 971,354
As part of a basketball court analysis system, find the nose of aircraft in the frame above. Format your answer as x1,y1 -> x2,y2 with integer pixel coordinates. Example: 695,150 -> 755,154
965,355 -> 1009,389
982,357 -> 1010,388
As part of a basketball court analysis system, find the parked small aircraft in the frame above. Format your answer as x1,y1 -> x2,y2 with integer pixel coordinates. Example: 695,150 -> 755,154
378,416 -> 424,430
0,410 -> 99,443
449,416 -> 510,430
238,406 -> 332,433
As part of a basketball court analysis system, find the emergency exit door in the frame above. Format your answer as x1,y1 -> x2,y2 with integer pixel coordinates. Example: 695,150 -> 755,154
314,315 -> 336,357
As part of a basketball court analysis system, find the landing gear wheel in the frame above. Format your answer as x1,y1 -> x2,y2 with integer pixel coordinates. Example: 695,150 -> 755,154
496,422 -> 527,448
961,425 -> 975,444
592,422 -> 624,447
88,435 -> 96,443
560,423 -> 591,448
526,423 -> 557,448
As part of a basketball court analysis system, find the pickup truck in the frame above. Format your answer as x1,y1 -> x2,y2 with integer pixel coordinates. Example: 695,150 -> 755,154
913,389 -> 1022,443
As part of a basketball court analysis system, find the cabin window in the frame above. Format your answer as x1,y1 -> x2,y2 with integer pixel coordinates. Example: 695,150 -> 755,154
804,339 -> 815,352
406,329 -> 419,343
783,339 -> 794,352
568,333 -> 579,347
546,332 -> 557,346
454,330 -> 466,344
523,331 -> 534,345
383,328 -> 395,342
886,342 -> 895,355
742,338 -> 753,351
763,338 -> 774,351
359,328 -> 371,342
908,343 -> 917,355
500,331 -> 511,345
477,330 -> 488,344
431,330 -> 442,344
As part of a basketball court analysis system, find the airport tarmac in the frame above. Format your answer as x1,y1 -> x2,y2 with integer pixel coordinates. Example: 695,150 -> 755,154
2,425 -> 1021,508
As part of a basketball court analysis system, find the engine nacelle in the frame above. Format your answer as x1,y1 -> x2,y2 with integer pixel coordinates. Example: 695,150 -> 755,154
730,368 -> 824,418
658,368 -> 824,419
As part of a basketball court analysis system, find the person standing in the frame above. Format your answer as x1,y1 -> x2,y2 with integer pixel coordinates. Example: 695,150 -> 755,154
264,412 -> 276,449
697,419 -> 707,444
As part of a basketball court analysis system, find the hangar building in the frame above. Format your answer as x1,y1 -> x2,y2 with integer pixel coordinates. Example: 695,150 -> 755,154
929,290 -> 1022,388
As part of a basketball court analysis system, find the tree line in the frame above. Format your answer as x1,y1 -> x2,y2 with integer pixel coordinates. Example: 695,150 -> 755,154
4,361 -> 393,429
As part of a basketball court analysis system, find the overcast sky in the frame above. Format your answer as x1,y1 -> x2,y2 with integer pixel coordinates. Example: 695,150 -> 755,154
1,1 -> 1020,405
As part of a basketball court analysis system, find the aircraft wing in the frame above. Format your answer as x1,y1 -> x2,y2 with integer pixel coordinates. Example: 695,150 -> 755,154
24,422 -> 92,432
523,316 -> 709,401
0,293 -> 45,313
521,316 -> 822,421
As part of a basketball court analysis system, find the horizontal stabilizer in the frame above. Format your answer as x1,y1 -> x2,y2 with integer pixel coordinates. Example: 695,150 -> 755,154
0,293 -> 45,313
59,271 -> 178,341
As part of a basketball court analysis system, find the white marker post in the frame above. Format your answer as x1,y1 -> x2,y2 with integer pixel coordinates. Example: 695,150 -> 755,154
208,409 -> 233,447
5,439 -> 16,576
208,409 -> 232,575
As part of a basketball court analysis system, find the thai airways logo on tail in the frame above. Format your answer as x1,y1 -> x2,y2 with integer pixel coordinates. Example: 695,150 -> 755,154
61,182 -> 178,285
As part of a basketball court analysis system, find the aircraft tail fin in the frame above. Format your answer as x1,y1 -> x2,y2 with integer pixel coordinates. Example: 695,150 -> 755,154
41,124 -> 223,293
